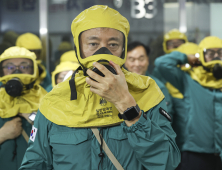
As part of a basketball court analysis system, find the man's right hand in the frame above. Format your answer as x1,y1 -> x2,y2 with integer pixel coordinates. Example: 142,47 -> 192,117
0,117 -> 23,144
187,54 -> 201,67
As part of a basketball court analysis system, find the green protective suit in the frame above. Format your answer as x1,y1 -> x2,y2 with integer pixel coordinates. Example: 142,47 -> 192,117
45,84 -> 53,92
146,72 -> 173,118
19,99 -> 180,170
0,117 -> 32,170
39,68 -> 52,90
155,51 -> 222,157
152,67 -> 187,150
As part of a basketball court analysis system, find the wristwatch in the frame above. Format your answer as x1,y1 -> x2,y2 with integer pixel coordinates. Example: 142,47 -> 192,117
118,104 -> 140,121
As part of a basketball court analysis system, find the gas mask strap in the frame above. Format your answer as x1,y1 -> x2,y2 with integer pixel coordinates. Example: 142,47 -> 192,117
25,80 -> 36,90
74,46 -> 88,76
69,66 -> 83,100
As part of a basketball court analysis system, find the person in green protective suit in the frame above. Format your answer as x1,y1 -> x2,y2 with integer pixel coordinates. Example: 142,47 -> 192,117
155,36 -> 222,170
16,33 -> 51,89
125,41 -> 173,118
19,5 -> 180,170
153,30 -> 196,153
0,47 -> 47,170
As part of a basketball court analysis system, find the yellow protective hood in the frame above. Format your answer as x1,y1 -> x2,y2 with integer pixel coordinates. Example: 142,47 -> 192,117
40,68 -> 164,127
16,33 -> 42,50
175,42 -> 199,55
0,46 -> 38,85
60,50 -> 78,63
163,29 -> 188,54
198,36 -> 222,70
39,6 -> 164,128
185,66 -> 222,89
71,5 -> 129,69
0,85 -> 47,118
35,60 -> 47,85
52,61 -> 80,87
58,42 -> 73,51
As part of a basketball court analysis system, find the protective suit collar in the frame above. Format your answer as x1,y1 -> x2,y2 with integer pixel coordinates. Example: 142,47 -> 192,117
185,66 -> 222,89
0,85 -> 47,118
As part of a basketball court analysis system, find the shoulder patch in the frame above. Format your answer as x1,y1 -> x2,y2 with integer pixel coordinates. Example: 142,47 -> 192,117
159,107 -> 171,122
30,126 -> 38,142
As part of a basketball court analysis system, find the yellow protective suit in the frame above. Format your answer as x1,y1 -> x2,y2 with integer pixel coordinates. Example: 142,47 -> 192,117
60,50 -> 78,63
40,5 -> 164,128
163,29 -> 188,54
0,47 -> 47,118
51,61 -> 80,87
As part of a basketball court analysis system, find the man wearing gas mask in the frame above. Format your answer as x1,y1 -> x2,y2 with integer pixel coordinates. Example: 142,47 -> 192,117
19,5 -> 180,170
125,41 -> 173,118
16,33 -> 52,89
0,46 -> 47,170
155,36 -> 222,170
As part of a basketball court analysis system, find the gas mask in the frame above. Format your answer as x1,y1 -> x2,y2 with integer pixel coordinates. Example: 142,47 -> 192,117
3,67 -> 36,97
89,47 -> 119,78
4,77 -> 35,97
208,57 -> 222,80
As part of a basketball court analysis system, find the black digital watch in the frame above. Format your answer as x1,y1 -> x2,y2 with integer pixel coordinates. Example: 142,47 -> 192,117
118,104 -> 140,121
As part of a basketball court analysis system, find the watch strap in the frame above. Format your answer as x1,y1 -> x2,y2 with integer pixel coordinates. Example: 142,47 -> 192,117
118,104 -> 140,121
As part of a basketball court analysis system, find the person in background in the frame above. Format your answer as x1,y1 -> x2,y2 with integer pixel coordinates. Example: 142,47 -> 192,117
16,33 -> 52,89
45,61 -> 80,92
168,42 -> 199,152
155,36 -> 222,170
125,41 -> 173,117
45,50 -> 80,92
60,50 -> 79,63
19,5 -> 180,170
0,47 -> 47,170
163,29 -> 188,54
53,36 -> 73,68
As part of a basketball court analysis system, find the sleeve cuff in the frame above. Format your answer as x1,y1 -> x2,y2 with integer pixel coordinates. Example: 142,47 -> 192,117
121,111 -> 149,133
178,51 -> 188,64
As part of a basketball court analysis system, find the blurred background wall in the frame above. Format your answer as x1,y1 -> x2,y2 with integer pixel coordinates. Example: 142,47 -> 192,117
0,0 -> 221,72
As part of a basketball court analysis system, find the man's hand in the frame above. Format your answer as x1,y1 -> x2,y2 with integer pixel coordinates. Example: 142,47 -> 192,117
19,113 -> 33,125
187,54 -> 201,67
0,117 -> 22,144
86,61 -> 141,126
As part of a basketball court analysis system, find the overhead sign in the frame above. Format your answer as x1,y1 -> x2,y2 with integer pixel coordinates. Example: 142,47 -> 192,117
131,0 -> 158,19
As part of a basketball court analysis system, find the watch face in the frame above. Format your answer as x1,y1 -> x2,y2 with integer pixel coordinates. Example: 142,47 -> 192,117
125,107 -> 139,121
113,0 -> 123,8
